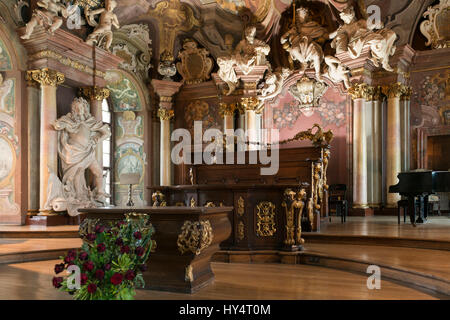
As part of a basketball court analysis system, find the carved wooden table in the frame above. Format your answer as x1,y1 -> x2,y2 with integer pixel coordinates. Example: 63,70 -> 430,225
78,206 -> 232,293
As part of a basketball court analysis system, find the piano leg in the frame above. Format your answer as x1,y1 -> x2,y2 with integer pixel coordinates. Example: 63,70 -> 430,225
407,196 -> 416,227
423,195 -> 429,221
416,195 -> 425,224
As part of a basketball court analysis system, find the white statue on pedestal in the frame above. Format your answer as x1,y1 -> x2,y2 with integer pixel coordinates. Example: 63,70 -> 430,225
280,7 -> 328,80
217,25 -> 270,95
45,97 -> 111,216
329,5 -> 397,72
85,0 -> 120,51
21,0 -> 77,39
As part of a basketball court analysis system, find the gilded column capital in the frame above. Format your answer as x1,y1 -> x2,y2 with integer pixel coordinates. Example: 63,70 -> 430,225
25,73 -> 40,89
382,82 -> 407,99
79,86 -> 110,101
219,103 -> 236,117
401,86 -> 412,101
373,86 -> 384,101
157,108 -> 174,121
27,68 -> 64,87
240,97 -> 259,111
348,83 -> 370,100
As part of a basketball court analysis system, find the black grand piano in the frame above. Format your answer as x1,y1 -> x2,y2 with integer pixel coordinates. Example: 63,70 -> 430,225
389,171 -> 450,226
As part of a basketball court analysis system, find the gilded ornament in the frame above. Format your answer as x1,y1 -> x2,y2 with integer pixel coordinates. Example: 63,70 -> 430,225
237,221 -> 245,241
420,0 -> 450,49
176,38 -> 213,84
282,188 -> 306,246
219,103 -> 236,117
190,197 -> 196,207
27,68 -> 65,87
382,83 -> 408,99
79,86 -> 110,101
177,220 -> 213,255
240,97 -> 259,111
185,265 -> 194,282
237,196 -> 245,217
255,201 -> 277,237
157,108 -> 174,121
152,191 -> 166,207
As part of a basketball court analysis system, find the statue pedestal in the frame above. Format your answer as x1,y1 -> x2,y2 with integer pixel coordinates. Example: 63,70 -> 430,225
25,213 -> 84,226
78,206 -> 232,293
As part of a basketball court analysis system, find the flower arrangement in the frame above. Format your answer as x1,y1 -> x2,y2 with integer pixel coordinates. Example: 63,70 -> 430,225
52,215 -> 154,300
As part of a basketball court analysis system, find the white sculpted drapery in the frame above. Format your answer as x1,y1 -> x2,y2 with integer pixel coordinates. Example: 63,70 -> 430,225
45,97 -> 111,216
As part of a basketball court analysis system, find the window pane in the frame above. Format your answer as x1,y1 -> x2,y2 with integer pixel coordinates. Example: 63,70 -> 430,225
102,111 -> 111,123
103,154 -> 110,167
103,140 -> 110,152
102,99 -> 109,112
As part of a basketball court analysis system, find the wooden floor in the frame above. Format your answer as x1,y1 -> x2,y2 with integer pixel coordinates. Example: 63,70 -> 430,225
314,216 -> 450,241
0,260 -> 437,300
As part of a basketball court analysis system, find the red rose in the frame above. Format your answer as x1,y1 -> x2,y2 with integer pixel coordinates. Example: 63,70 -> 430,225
125,270 -> 135,281
104,263 -> 111,271
115,238 -> 123,246
80,273 -> 88,285
86,233 -> 96,241
52,276 -> 63,288
87,283 -> 97,294
97,243 -> 106,253
120,245 -> 130,254
95,269 -> 105,279
111,273 -> 123,285
83,261 -> 94,272
135,246 -> 144,256
79,251 -> 88,260
54,263 -> 65,274
64,255 -> 75,264
67,249 -> 76,258
94,225 -> 105,233
133,231 -> 142,240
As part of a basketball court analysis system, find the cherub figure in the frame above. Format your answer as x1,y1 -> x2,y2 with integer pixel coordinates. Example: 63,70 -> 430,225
21,0 -> 77,39
323,56 -> 351,89
257,68 -> 291,110
85,0 -> 120,51
329,5 -> 397,72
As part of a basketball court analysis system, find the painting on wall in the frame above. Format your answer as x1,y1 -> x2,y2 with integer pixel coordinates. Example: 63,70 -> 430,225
0,76 -> 14,116
107,72 -> 142,112
185,100 -> 220,134
0,40 -> 12,71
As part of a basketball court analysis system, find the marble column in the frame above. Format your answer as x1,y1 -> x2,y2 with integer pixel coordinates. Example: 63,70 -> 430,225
241,97 -> 259,151
157,108 -> 174,186
400,87 -> 412,172
383,83 -> 405,208
349,83 -> 369,209
151,80 -> 182,187
25,76 -> 40,213
79,86 -> 110,167
371,86 -> 384,207
27,68 -> 65,214
220,103 -> 235,152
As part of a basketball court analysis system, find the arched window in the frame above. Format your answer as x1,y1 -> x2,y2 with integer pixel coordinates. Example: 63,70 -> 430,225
102,99 -> 113,205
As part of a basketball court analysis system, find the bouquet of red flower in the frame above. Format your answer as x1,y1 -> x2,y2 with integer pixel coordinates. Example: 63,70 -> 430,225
52,215 -> 154,300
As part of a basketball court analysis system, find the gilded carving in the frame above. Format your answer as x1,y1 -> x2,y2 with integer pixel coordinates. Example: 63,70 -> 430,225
240,97 -> 259,111
27,68 -> 64,87
28,50 -> 105,78
157,108 -> 174,121
204,202 -> 215,207
282,188 -> 306,246
237,196 -> 245,217
176,38 -> 213,84
278,124 -> 333,148
420,0 -> 450,49
177,220 -> 213,255
185,264 -> 194,282
237,221 -> 245,241
79,86 -> 110,101
219,103 -> 236,117
348,83 -> 370,100
152,191 -> 166,207
190,197 -> 196,207
158,50 -> 177,81
255,201 -> 277,237
382,83 -> 408,99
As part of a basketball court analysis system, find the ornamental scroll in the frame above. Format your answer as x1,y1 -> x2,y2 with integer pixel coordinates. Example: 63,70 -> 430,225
177,220 -> 213,255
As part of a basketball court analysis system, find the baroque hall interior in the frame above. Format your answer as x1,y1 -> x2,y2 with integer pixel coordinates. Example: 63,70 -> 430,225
0,0 -> 448,301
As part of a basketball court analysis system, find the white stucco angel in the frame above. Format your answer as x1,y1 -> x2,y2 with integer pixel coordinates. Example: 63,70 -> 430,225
329,5 -> 397,72
85,0 -> 120,51
257,68 -> 291,111
21,0 -> 77,39
323,56 -> 351,89
280,6 -> 328,80
217,25 -> 270,95
46,97 -> 111,216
